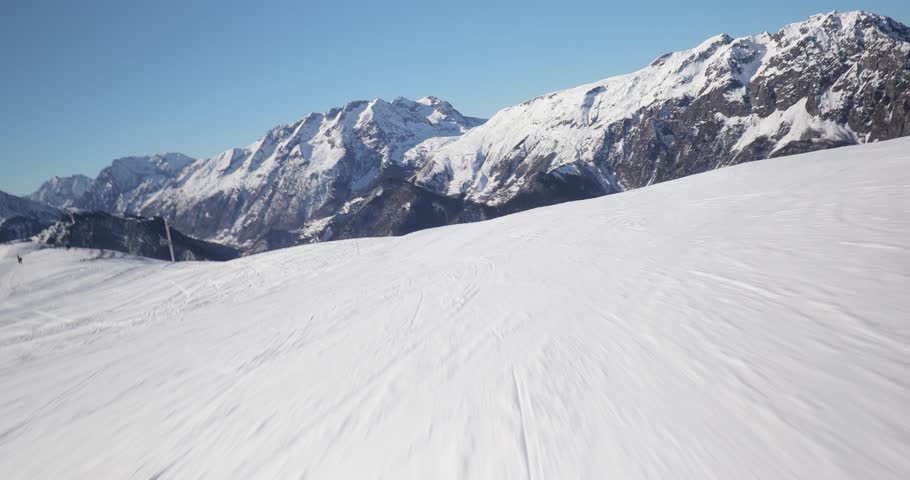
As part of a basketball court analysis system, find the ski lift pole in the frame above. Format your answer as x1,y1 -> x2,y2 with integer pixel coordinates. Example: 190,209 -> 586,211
164,218 -> 176,262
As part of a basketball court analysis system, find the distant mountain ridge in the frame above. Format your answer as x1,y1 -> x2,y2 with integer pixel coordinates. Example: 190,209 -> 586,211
28,174 -> 93,208
27,11 -> 910,253
410,11 -> 910,206
302,10 -> 910,245
0,191 -> 62,243
79,153 -> 195,213
28,153 -> 195,212
137,96 -> 484,248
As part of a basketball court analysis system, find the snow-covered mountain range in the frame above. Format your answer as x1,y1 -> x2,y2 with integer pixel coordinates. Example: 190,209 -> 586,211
137,96 -> 483,248
410,10 -> 910,205
26,11 -> 910,253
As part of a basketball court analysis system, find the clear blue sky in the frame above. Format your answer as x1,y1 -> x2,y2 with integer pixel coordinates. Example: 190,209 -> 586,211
2,0 -> 908,195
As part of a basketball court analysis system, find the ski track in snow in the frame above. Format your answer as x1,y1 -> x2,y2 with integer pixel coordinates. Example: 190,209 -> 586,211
1,139 -> 910,478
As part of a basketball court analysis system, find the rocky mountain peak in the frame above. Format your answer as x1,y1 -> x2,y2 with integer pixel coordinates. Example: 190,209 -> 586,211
28,174 -> 94,208
109,153 -> 194,178
132,96 -> 485,248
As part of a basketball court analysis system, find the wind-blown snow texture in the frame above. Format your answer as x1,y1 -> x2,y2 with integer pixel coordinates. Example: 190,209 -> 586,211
2,138 -> 909,479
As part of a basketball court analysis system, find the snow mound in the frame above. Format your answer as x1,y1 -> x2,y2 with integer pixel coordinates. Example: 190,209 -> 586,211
1,138 -> 909,478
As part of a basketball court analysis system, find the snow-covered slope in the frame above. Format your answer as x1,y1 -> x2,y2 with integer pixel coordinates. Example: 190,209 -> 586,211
26,174 -> 93,208
138,96 -> 484,247
412,11 -> 910,206
2,138 -> 908,479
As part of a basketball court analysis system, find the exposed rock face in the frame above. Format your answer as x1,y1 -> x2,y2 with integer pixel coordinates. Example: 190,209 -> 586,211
0,191 -> 62,243
269,179 -> 495,249
37,212 -> 239,262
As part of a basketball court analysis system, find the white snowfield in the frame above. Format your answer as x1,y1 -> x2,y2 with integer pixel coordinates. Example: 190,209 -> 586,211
2,139 -> 909,479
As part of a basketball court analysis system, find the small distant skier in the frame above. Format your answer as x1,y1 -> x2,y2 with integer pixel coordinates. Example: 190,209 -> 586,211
16,254 -> 23,265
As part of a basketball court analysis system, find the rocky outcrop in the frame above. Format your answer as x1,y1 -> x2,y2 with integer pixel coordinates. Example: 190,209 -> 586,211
37,212 -> 239,262
0,191 -> 62,243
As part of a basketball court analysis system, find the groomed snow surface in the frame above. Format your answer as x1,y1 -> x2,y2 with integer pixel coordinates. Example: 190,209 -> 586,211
2,139 -> 910,479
